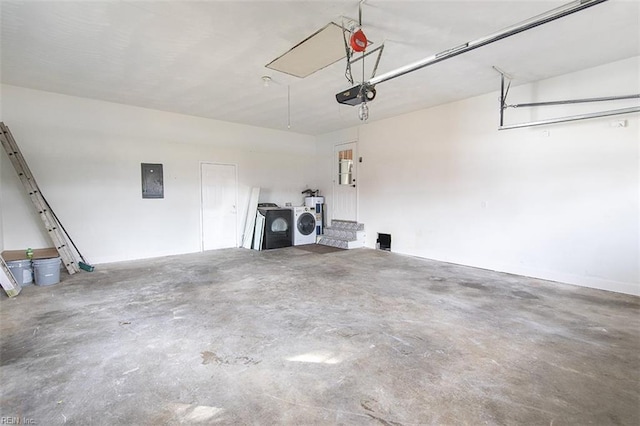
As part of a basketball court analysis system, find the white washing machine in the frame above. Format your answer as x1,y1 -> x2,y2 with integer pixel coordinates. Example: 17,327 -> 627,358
291,206 -> 317,245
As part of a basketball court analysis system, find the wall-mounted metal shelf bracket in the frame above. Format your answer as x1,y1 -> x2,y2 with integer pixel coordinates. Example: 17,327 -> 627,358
495,67 -> 640,130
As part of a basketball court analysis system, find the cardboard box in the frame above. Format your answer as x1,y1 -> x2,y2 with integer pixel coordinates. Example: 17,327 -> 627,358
1,248 -> 59,262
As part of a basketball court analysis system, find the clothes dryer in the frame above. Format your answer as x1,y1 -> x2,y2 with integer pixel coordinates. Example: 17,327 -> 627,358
257,207 -> 292,249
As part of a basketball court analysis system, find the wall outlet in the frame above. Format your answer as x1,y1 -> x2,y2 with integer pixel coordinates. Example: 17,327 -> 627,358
610,120 -> 627,128
541,130 -> 550,137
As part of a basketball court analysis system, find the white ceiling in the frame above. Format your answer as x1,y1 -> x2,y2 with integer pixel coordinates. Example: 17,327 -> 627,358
1,1 -> 638,135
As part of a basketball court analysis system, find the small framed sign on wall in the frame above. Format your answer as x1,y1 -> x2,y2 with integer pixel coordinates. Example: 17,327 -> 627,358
141,163 -> 164,199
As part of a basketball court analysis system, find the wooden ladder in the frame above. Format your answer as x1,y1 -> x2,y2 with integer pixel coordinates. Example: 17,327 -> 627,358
0,122 -> 79,275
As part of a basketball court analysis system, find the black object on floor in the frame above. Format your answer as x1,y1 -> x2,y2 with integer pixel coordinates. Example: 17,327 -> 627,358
377,233 -> 391,251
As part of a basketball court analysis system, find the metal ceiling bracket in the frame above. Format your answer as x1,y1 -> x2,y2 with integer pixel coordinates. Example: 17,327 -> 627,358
496,67 -> 640,130
341,20 -> 355,85
494,67 -> 512,128
349,44 -> 384,65
349,44 -> 385,79
342,1 -> 379,86
364,0 -> 608,88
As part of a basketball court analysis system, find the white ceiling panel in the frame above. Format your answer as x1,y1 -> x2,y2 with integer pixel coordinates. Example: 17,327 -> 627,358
266,23 -> 347,78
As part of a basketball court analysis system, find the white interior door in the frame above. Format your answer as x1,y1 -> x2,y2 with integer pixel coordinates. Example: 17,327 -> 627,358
201,163 -> 237,250
332,142 -> 358,222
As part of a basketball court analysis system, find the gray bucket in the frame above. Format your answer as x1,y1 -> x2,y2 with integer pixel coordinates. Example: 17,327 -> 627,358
33,257 -> 61,286
6,259 -> 33,286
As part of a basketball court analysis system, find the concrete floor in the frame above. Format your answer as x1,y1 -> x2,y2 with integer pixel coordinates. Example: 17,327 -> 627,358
1,247 -> 638,425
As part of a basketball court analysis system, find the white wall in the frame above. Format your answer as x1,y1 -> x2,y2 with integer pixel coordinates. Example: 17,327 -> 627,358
1,85 -> 316,263
316,57 -> 640,295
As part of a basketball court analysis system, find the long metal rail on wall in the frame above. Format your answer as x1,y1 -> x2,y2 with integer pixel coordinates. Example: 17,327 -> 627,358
497,68 -> 640,130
